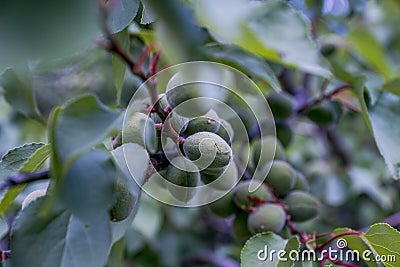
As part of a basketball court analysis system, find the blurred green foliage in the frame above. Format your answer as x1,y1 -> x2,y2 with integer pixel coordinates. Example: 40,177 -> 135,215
0,0 -> 400,266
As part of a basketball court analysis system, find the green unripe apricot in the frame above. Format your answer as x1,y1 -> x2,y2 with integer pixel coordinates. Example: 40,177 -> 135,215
209,192 -> 237,218
181,116 -> 220,137
267,92 -> 295,119
232,211 -> 252,243
265,161 -> 296,196
201,160 -> 238,191
284,190 -> 319,222
232,181 -> 273,211
150,94 -> 169,123
166,86 -> 200,110
293,171 -> 310,192
166,84 -> 224,116
21,189 -> 46,209
247,204 -> 286,234
123,112 -> 157,152
167,112 -> 188,134
165,157 -> 200,203
215,119 -> 234,145
251,136 -> 286,167
183,132 -> 232,169
305,100 -> 341,125
109,181 -> 135,222
276,121 -> 293,147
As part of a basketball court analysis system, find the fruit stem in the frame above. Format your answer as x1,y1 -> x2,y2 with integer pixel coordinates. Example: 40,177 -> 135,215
0,170 -> 50,192
297,84 -> 351,113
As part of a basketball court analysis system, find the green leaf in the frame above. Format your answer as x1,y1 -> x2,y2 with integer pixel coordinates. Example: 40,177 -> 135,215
349,167 -> 392,209
107,0 -> 140,33
131,195 -> 162,241
382,78 -> 400,96
53,95 -> 120,165
130,27 -> 156,45
241,232 -> 300,267
112,29 -> 130,106
205,44 -> 281,92
0,0 -> 99,73
142,0 -> 205,63
141,1 -> 157,25
195,0 -> 331,77
19,144 -> 51,173
11,198 -> 112,267
48,107 -> 63,181
363,223 -> 400,267
58,150 -> 116,222
105,237 -> 125,267
333,227 -> 378,267
348,23 -> 392,79
0,143 -> 45,181
0,68 -> 43,122
367,92 -> 400,179
0,187 -> 24,215
0,215 -> 8,240
364,73 -> 385,107
0,144 -> 50,215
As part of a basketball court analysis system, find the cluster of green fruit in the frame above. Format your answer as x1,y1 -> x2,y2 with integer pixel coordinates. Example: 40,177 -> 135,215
262,91 -> 342,147
112,92 -> 239,208
161,100 -> 237,202
107,90 -> 331,227
210,141 -> 319,241
207,91 -> 325,242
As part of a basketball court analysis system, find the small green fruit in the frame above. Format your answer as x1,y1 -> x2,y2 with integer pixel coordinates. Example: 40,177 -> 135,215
201,166 -> 226,176
265,161 -> 296,196
305,100 -> 341,125
165,157 -> 200,202
247,204 -> 286,234
215,119 -> 234,144
251,136 -> 286,167
267,92 -> 295,119
123,112 -> 157,151
181,116 -> 221,137
166,85 -> 200,109
109,181 -> 135,222
201,161 -> 238,191
284,191 -> 319,222
21,189 -> 46,209
293,171 -> 310,192
183,132 -> 232,169
209,192 -> 237,218
166,84 -> 223,116
232,212 -> 252,243
150,94 -> 169,123
167,112 -> 188,134
276,121 -> 293,147
232,181 -> 273,211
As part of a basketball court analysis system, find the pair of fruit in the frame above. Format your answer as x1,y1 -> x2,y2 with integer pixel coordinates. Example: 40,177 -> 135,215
265,92 -> 342,149
210,171 -> 319,240
163,130 -> 233,202
246,190 -> 319,235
